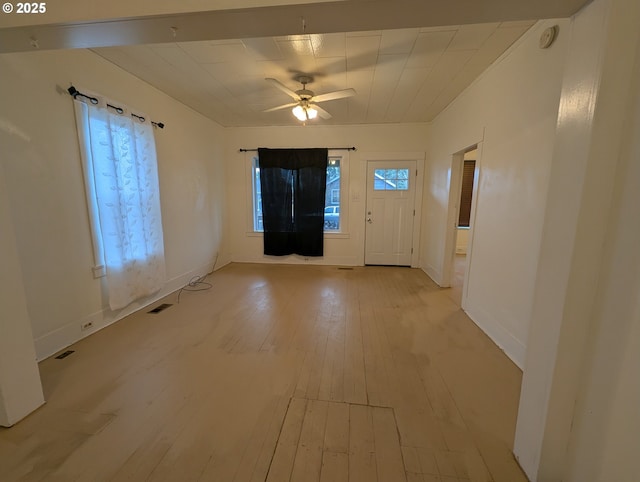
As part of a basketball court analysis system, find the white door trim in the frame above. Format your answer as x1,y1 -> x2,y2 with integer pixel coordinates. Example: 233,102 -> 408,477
441,143 -> 482,310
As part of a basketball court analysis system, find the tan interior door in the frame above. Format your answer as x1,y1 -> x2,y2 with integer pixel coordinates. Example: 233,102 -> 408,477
365,161 -> 416,266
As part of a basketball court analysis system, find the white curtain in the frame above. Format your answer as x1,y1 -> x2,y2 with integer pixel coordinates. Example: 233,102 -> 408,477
74,99 -> 166,310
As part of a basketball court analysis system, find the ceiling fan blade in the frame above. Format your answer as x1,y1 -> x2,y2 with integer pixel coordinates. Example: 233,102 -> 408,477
313,104 -> 332,120
263,102 -> 299,113
312,88 -> 356,103
265,78 -> 300,100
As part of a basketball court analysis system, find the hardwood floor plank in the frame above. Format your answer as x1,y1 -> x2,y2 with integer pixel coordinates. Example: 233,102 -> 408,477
303,318 -> 331,401
468,429 -> 528,482
360,302 -> 389,408
372,407 -> 407,482
323,402 -> 350,454
348,404 -> 377,482
247,394 -> 295,482
401,445 -> 422,474
318,307 -> 346,402
416,447 -> 440,475
406,472 -> 426,482
464,451 -> 494,482
290,399 -> 329,482
319,451 -> 348,482
394,403 -> 448,451
202,394 -> 289,482
342,292 -> 368,405
266,398 -> 308,482
420,363 -> 467,429
293,304 -> 331,401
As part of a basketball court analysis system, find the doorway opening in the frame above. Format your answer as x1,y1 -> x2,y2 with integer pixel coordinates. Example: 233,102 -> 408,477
443,145 -> 479,307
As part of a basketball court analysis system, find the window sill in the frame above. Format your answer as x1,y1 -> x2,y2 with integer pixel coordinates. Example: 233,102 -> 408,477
246,231 -> 350,239
325,232 -> 350,239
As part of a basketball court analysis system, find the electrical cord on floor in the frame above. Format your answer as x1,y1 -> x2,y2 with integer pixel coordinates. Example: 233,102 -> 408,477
176,274 -> 213,303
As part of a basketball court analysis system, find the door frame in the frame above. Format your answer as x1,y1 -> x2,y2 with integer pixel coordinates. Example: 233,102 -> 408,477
359,152 -> 425,268
442,143 -> 482,308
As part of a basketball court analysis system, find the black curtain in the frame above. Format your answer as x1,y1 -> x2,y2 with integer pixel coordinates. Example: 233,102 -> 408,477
258,148 -> 328,256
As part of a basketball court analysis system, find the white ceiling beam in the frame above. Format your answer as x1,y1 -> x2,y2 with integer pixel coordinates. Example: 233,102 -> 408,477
0,0 -> 589,53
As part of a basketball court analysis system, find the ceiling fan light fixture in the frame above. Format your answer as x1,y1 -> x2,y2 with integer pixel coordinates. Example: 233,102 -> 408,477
292,105 -> 306,121
292,104 -> 318,121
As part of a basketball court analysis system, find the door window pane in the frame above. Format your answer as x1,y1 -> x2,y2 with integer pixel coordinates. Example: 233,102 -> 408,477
374,167 -> 410,190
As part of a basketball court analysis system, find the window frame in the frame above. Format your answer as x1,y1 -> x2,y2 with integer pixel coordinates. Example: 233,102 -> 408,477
245,150 -> 349,237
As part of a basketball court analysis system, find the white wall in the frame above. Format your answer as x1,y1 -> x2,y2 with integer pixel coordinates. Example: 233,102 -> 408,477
225,124 -> 428,266
514,0 -> 640,479
0,166 -> 44,426
0,49 -> 228,360
564,26 -> 640,478
422,20 -> 569,367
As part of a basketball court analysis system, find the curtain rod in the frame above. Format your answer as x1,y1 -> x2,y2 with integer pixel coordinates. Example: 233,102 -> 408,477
67,86 -> 165,129
239,147 -> 356,152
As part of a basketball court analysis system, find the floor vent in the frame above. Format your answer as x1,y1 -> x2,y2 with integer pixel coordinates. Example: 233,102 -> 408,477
55,350 -> 75,359
148,303 -> 173,314
338,267 -> 354,270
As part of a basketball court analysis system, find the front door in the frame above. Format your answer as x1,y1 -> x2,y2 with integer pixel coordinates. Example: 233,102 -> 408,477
365,161 -> 416,266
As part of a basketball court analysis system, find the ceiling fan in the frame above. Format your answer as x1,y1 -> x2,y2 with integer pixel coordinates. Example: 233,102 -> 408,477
263,75 -> 356,121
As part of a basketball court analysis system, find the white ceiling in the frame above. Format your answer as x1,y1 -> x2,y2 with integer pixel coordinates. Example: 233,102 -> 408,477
0,0 -> 590,127
93,22 -> 535,127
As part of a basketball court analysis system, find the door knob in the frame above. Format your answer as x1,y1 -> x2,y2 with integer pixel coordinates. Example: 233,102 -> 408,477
367,217 -> 373,224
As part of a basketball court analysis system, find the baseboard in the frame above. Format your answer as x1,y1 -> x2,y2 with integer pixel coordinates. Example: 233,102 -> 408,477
422,263 -> 443,286
214,253 -> 233,271
33,262 -> 214,361
231,254 -> 360,266
463,304 -> 526,370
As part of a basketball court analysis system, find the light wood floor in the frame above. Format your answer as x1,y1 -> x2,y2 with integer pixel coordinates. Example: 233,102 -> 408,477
0,264 -> 527,481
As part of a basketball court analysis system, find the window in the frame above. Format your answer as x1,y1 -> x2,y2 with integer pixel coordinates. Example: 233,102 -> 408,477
73,98 -> 165,310
252,155 -> 342,232
374,168 -> 410,190
253,163 -> 264,231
